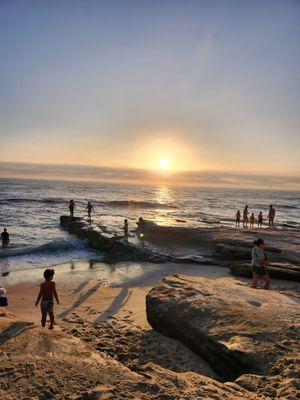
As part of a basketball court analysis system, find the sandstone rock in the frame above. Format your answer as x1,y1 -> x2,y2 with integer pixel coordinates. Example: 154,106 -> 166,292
146,274 -> 299,397
230,263 -> 300,282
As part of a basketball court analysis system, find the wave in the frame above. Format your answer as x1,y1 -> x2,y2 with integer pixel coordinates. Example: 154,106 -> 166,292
99,200 -> 175,209
0,238 -> 90,259
0,198 -> 64,205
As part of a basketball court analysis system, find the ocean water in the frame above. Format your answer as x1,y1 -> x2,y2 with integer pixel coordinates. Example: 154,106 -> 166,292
0,178 -> 299,273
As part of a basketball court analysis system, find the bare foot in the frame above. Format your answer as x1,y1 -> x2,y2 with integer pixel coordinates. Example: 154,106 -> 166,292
49,324 -> 54,330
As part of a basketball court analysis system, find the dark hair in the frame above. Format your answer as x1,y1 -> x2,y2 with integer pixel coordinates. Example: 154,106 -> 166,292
253,239 -> 264,247
44,269 -> 55,280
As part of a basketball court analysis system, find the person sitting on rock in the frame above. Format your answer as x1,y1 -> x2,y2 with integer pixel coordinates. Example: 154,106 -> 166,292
235,210 -> 241,228
86,201 -> 94,220
1,228 -> 10,248
249,213 -> 255,228
251,239 -> 270,290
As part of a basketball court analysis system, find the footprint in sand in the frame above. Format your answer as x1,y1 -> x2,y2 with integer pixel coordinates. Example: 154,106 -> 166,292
247,300 -> 261,307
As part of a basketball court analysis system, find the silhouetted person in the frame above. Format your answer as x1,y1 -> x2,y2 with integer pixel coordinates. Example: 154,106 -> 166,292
1,228 -> 10,248
258,212 -> 263,228
235,210 -> 241,228
69,199 -> 75,217
251,239 -> 270,290
250,213 -> 255,228
86,201 -> 94,220
243,205 -> 249,228
123,219 -> 129,241
268,205 -> 276,227
136,217 -> 146,235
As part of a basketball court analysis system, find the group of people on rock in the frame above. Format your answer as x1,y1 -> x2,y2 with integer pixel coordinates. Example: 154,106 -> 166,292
235,205 -> 276,229
69,199 -> 94,220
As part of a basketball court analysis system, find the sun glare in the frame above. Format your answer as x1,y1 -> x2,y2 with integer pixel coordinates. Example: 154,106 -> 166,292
160,158 -> 169,170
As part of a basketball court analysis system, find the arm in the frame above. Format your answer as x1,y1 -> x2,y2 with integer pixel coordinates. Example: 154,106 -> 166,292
35,284 -> 43,306
53,282 -> 59,304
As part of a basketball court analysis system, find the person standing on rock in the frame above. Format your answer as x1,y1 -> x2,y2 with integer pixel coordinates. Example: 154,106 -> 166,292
251,239 -> 270,290
123,219 -> 129,241
86,201 -> 94,220
69,199 -> 75,217
268,205 -> 276,227
235,210 -> 241,228
243,205 -> 249,228
258,212 -> 263,228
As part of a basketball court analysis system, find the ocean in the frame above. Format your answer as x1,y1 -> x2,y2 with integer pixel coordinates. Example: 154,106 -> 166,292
0,178 -> 299,273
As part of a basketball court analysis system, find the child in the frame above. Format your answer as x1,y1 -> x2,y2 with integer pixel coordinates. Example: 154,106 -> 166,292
250,213 -> 255,228
123,219 -> 129,240
35,269 -> 59,330
251,239 -> 270,290
258,212 -> 263,228
235,210 -> 241,228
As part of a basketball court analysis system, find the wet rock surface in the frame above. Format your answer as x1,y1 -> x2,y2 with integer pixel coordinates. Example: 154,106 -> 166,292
146,274 -> 300,398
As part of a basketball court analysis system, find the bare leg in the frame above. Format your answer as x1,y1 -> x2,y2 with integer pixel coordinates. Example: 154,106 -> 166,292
252,273 -> 259,289
49,312 -> 55,329
263,274 -> 270,290
41,314 -> 47,327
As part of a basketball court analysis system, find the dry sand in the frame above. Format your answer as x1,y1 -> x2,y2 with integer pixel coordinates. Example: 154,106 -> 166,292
1,260 -> 299,399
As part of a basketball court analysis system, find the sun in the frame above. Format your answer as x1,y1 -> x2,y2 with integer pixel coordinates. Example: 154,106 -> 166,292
160,158 -> 169,170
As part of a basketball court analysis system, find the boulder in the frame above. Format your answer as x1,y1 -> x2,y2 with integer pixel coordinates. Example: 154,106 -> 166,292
230,263 -> 300,282
146,274 -> 299,397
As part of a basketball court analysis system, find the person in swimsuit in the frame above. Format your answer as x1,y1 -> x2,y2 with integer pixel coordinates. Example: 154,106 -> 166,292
69,199 -> 75,217
235,210 -> 241,228
249,213 -> 255,228
1,228 -> 10,248
243,205 -> 249,228
268,205 -> 276,227
251,239 -> 270,290
35,269 -> 59,330
258,212 -> 263,228
123,219 -> 129,241
86,201 -> 94,220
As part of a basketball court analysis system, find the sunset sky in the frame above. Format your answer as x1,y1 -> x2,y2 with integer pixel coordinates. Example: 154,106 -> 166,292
0,0 -> 299,187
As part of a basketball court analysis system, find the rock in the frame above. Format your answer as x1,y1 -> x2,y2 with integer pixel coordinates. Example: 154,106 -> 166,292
146,274 -> 299,396
230,263 -> 300,282
0,309 -> 263,399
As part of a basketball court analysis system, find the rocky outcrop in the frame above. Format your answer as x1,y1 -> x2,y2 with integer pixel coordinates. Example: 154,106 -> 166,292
146,274 -> 299,398
60,215 -> 214,265
230,262 -> 300,282
0,309 -> 263,399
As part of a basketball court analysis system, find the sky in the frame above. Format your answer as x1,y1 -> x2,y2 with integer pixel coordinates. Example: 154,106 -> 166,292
0,0 -> 299,187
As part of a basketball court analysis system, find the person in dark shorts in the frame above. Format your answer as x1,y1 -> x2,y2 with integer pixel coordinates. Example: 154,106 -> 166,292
235,210 -> 241,228
1,228 -> 10,248
123,219 -> 129,241
243,205 -> 249,228
35,269 -> 59,330
86,201 -> 94,220
258,212 -> 263,228
249,213 -> 255,228
251,239 -> 270,290
268,205 -> 276,227
69,199 -> 75,217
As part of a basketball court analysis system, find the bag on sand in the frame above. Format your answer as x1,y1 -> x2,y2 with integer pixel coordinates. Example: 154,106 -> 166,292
0,297 -> 8,307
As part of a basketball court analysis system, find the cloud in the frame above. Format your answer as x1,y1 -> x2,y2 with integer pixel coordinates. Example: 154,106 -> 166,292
0,162 -> 299,190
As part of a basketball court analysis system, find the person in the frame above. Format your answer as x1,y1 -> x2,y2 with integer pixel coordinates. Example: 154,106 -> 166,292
235,210 -> 241,228
35,269 -> 59,330
251,239 -> 270,290
1,228 -> 10,248
69,199 -> 75,217
249,213 -> 255,228
243,205 -> 249,228
258,212 -> 263,228
0,282 -> 8,307
123,219 -> 129,240
268,205 -> 276,227
86,201 -> 94,220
